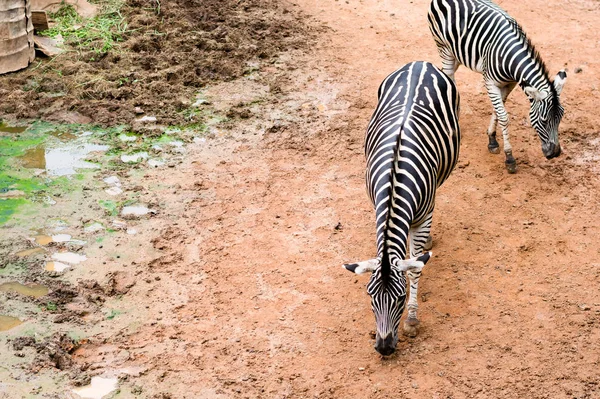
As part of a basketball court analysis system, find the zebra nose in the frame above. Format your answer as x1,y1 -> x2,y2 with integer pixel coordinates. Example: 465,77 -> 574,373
542,142 -> 561,159
374,333 -> 396,356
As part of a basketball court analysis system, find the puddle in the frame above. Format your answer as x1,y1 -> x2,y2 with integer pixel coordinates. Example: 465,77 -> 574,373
0,122 -> 27,134
15,247 -> 45,257
72,376 -> 118,399
52,252 -> 87,264
0,282 -> 49,298
34,235 -> 53,245
118,133 -> 138,142
84,222 -> 105,233
121,205 -> 152,217
49,130 -> 78,141
148,159 -> 166,168
19,147 -> 45,169
45,261 -> 70,272
121,152 -> 148,163
35,234 -> 76,245
20,143 -> 109,176
0,315 -> 23,332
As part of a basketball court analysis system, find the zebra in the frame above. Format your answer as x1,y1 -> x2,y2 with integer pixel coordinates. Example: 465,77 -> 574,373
343,61 -> 460,356
428,0 -> 566,173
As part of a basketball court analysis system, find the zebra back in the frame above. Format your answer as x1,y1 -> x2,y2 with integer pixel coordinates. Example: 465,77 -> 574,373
365,62 -> 460,267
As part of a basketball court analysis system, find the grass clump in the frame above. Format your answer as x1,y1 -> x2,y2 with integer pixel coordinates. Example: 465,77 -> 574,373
42,0 -> 127,55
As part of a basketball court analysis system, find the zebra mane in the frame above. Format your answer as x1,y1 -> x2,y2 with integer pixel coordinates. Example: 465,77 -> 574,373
508,20 -> 558,98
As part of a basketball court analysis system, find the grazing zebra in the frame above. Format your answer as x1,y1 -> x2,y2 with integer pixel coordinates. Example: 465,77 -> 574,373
343,61 -> 460,356
428,0 -> 566,173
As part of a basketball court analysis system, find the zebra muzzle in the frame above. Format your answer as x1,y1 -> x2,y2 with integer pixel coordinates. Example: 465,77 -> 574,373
542,142 -> 561,159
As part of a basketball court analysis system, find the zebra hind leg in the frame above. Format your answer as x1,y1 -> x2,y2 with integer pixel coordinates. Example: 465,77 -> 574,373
438,47 -> 459,82
403,216 -> 433,337
487,112 -> 500,154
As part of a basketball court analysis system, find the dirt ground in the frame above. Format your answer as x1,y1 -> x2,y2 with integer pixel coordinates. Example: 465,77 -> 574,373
4,0 -> 600,397
0,0 -> 310,126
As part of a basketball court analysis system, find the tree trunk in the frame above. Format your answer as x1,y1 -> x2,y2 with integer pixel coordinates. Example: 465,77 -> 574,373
0,0 -> 35,75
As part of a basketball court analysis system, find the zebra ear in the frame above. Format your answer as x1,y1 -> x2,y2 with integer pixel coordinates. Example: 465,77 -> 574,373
342,258 -> 380,274
394,252 -> 433,273
524,86 -> 549,102
553,70 -> 567,96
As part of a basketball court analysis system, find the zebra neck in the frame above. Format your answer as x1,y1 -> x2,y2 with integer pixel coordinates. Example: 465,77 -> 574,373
515,58 -> 552,93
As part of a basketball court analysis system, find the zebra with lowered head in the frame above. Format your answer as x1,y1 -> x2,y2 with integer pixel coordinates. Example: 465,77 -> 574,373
343,61 -> 460,356
428,0 -> 566,173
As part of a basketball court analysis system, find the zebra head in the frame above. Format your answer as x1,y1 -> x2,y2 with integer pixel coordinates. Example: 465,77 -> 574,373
524,70 -> 567,160
343,252 -> 432,356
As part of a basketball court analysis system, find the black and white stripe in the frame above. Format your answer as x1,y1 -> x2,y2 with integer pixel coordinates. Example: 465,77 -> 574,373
428,0 -> 566,173
343,62 -> 459,356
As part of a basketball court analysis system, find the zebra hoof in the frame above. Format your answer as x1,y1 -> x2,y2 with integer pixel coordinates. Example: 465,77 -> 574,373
424,236 -> 433,251
488,145 -> 500,154
505,160 -> 517,174
402,318 -> 419,338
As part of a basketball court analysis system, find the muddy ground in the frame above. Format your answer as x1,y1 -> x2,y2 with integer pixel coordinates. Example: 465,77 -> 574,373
0,0 -> 311,126
2,0 -> 600,398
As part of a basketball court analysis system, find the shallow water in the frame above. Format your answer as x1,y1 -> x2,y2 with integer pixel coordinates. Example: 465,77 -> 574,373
0,315 -> 23,331
51,252 -> 87,264
72,376 -> 118,399
0,122 -> 27,134
0,282 -> 49,298
34,235 -> 53,245
15,247 -> 45,257
20,143 -> 109,176
45,261 -> 70,272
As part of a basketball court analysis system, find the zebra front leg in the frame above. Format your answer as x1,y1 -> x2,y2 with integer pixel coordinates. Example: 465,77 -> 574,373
486,81 -> 516,173
403,216 -> 433,337
487,83 -> 516,156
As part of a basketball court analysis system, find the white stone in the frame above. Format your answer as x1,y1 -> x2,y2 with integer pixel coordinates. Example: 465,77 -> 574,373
137,115 -> 157,123
103,176 -> 121,187
44,196 -> 57,205
121,206 -> 152,217
111,219 -> 128,229
148,159 -> 165,168
84,223 -> 104,233
121,152 -> 148,163
105,187 -> 123,196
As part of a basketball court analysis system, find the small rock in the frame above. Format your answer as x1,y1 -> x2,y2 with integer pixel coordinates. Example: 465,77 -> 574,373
137,115 -> 157,123
148,159 -> 165,168
579,304 -> 591,311
103,176 -> 121,187
358,367 -> 365,371
121,206 -> 153,217
134,107 -> 144,114
105,187 -> 123,196
121,152 -> 148,163
575,67 -> 583,74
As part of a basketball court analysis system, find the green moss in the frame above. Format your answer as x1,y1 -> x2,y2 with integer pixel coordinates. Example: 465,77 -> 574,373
99,199 -> 118,216
0,198 -> 28,225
